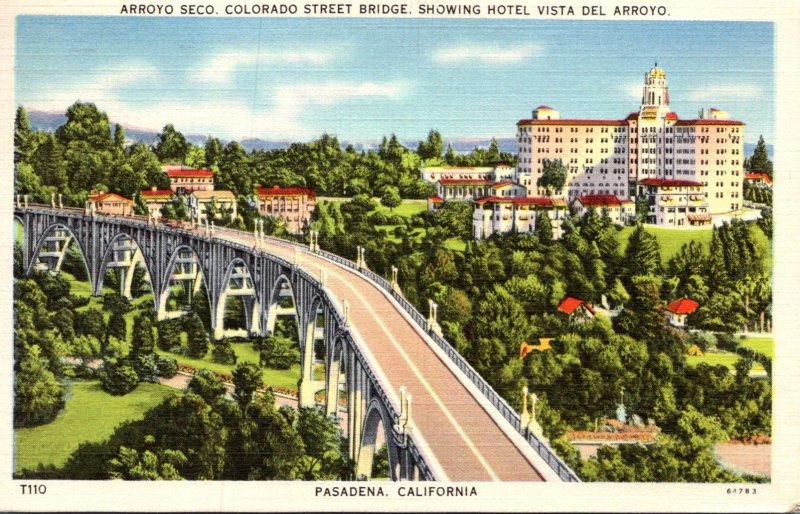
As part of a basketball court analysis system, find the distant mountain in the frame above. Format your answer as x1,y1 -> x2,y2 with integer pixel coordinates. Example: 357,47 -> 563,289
26,109 -> 772,159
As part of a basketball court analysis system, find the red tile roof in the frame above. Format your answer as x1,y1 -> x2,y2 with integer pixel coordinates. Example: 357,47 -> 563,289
745,172 -> 772,185
166,168 -> 214,178
666,298 -> 699,314
557,297 -> 595,315
428,195 -> 443,203
675,119 -> 744,126
638,178 -> 703,187
535,105 -> 554,110
255,185 -> 316,199
518,118 -> 627,126
474,196 -> 555,206
575,194 -> 631,207
140,189 -> 173,198
89,192 -> 132,204
665,112 -> 678,120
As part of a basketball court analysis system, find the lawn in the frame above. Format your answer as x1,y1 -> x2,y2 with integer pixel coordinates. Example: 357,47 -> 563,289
373,199 -> 427,218
155,342 -> 300,390
686,352 -> 765,373
740,336 -> 774,359
14,380 -> 176,474
616,225 -> 713,263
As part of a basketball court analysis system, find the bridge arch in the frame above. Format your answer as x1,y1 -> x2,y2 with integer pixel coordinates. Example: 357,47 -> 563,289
355,398 -> 399,481
27,223 -> 92,288
213,257 -> 261,339
95,233 -> 155,305
157,244 -> 211,323
265,273 -> 300,342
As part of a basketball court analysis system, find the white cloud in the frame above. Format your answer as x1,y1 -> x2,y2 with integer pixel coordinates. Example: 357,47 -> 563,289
200,49 -> 336,84
687,84 -> 763,101
433,44 -> 542,64
622,82 -> 643,101
28,75 -> 407,140
28,62 -> 162,112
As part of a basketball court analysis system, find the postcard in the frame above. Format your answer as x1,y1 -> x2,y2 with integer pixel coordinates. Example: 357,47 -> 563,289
1,0 -> 798,511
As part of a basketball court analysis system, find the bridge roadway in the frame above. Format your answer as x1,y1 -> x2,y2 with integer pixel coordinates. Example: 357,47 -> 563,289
212,227 -> 551,481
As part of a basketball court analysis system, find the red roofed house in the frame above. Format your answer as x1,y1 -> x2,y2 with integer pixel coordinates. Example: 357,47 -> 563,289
557,297 -> 595,322
571,194 -> 636,225
666,297 -> 700,327
473,196 -> 567,239
140,187 -> 174,219
427,195 -> 444,211
87,192 -> 134,216
637,179 -> 711,227
744,172 -> 772,187
254,185 -> 316,234
164,166 -> 215,194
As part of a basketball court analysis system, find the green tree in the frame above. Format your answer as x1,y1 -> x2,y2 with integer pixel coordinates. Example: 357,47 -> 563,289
204,136 -> 223,168
143,394 -> 227,479
536,159 -> 567,195
211,338 -> 237,365
106,310 -> 128,344
14,106 -> 34,164
745,135 -> 773,178
154,124 -> 190,163
100,361 -> 140,395
55,101 -> 113,150
14,345 -> 65,427
130,314 -> 155,360
157,319 -> 182,351
108,446 -> 187,480
259,335 -> 300,369
31,134 -> 68,190
380,186 -> 402,212
184,312 -> 209,358
74,308 -> 107,341
233,362 -> 263,408
295,407 -> 346,479
417,129 -> 444,161
187,368 -> 228,404
623,224 -> 662,283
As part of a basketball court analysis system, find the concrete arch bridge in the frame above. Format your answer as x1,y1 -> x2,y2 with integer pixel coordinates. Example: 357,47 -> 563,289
14,203 -> 579,482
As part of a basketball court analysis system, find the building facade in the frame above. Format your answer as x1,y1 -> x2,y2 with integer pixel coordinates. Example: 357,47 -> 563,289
473,196 -> 566,239
516,65 -> 744,221
188,190 -> 238,222
164,166 -> 215,194
570,194 -> 636,226
87,192 -> 134,216
254,185 -> 316,234
140,188 -> 174,219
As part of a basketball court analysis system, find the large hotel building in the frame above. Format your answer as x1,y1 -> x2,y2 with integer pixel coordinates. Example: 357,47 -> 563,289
516,65 -> 744,226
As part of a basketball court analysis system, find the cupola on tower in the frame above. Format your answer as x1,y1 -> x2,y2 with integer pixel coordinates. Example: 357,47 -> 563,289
642,63 -> 670,108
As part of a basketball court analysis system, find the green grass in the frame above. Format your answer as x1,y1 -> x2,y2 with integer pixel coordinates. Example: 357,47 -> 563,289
686,352 -> 765,373
373,199 -> 427,218
155,342 -> 300,390
616,226 -> 713,263
14,381 -> 177,473
740,336 -> 774,359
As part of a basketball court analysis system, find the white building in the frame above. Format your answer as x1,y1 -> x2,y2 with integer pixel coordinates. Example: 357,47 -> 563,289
515,65 -> 744,223
473,196 -> 567,239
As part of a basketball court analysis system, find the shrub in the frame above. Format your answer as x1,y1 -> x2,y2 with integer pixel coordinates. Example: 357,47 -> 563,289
133,354 -> 160,383
211,339 -> 237,365
157,356 -> 178,378
100,362 -> 139,395
369,211 -> 389,225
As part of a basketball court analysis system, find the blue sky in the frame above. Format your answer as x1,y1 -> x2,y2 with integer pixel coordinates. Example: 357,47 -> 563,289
15,17 -> 774,144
